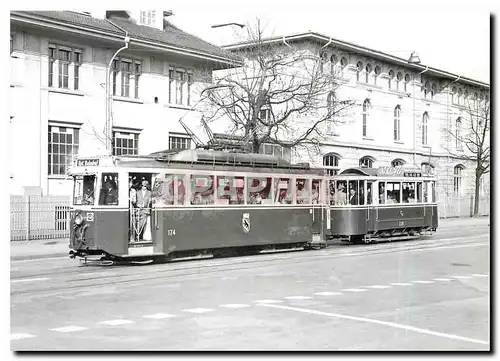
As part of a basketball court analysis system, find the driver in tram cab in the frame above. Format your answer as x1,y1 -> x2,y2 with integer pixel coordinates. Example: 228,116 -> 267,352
349,188 -> 359,205
83,186 -> 94,205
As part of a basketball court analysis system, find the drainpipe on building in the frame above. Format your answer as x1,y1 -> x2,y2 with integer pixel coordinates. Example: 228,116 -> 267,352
411,65 -> 429,167
105,19 -> 130,155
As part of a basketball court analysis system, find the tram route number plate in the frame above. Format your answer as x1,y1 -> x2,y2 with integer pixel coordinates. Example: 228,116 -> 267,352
167,229 -> 176,236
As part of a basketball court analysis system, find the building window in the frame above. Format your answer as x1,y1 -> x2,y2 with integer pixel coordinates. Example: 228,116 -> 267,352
169,68 -> 193,106
48,44 -> 82,90
456,117 -> 463,150
259,143 -> 292,162
356,61 -> 363,82
453,165 -> 464,194
327,92 -> 338,135
340,57 -> 348,77
365,63 -> 372,83
451,86 -> 457,104
362,99 -> 371,137
457,88 -> 463,106
323,153 -> 340,176
319,52 -> 328,73
359,156 -> 374,168
404,74 -> 411,92
330,55 -> 337,74
431,83 -> 437,100
396,72 -> 403,91
424,81 -> 430,99
112,57 -> 141,98
394,105 -> 401,141
48,125 -> 79,176
391,159 -> 405,167
140,10 -> 156,26
374,66 -> 381,85
421,162 -> 435,174
422,112 -> 429,145
388,70 -> 395,90
169,136 -> 191,150
113,131 -> 139,156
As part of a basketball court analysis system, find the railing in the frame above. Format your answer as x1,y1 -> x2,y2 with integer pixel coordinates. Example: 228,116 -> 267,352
438,194 -> 490,218
10,195 -> 71,241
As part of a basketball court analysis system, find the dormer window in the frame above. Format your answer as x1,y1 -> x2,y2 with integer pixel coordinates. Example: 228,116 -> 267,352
140,10 -> 156,26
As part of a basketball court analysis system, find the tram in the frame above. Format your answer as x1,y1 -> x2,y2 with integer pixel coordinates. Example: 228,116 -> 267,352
68,150 -> 329,263
326,166 -> 438,244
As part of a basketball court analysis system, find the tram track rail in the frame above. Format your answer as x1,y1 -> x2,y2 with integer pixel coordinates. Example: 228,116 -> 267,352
11,234 -> 489,297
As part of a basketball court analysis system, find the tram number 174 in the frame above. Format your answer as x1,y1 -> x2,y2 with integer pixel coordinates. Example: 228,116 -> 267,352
167,229 -> 176,236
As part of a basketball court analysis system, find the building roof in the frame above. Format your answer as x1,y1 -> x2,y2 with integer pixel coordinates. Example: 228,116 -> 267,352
224,31 -> 489,89
11,11 -> 241,66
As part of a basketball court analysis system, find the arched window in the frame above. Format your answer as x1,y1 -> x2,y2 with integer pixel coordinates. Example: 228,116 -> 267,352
451,86 -> 457,104
327,92 -> 335,115
388,70 -> 395,90
422,112 -> 429,145
391,159 -> 405,167
394,105 -> 401,141
424,81 -> 430,99
356,61 -> 363,82
330,55 -> 337,74
453,165 -> 464,194
362,99 -> 371,137
464,89 -> 469,105
431,83 -> 437,100
456,117 -> 462,150
374,66 -> 381,85
404,74 -> 411,92
396,72 -> 403,91
457,88 -> 463,106
323,153 -> 341,176
421,162 -> 435,174
359,156 -> 374,168
326,92 -> 338,135
365,63 -> 372,83
340,57 -> 348,77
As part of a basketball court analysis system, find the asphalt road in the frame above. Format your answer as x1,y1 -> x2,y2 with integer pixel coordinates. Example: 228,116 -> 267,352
11,223 -> 490,351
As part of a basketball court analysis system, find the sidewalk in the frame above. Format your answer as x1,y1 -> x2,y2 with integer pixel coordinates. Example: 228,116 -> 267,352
9,216 -> 490,261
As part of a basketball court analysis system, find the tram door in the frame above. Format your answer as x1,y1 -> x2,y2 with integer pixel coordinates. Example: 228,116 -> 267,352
311,178 -> 328,244
366,180 -> 375,232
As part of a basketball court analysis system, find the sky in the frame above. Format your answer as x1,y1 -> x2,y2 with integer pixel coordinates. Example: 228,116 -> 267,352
157,0 -> 491,84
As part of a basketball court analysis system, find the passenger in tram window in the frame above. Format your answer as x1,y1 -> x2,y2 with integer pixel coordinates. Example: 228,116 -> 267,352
176,178 -> 186,205
349,188 -> 358,205
129,178 -> 137,206
135,180 -> 152,241
103,179 -> 118,205
416,182 -> 423,203
335,182 -> 347,205
249,192 -> 262,204
329,181 -> 336,205
192,192 -> 203,205
296,179 -> 310,204
402,183 -> 410,203
379,183 -> 386,204
83,186 -> 94,205
367,183 -> 373,205
312,187 -> 319,204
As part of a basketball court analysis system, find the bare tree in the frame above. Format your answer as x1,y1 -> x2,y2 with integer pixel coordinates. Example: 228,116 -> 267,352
199,19 -> 355,157
442,97 -> 490,217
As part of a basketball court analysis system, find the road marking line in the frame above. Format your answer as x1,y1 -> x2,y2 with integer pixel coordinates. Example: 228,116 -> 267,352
390,283 -> 412,286
452,276 -> 473,279
50,326 -> 88,333
220,304 -> 251,309
471,274 -> 489,278
11,277 -> 49,284
10,333 -> 36,340
342,288 -> 368,293
142,313 -> 176,319
433,278 -> 454,282
412,281 -> 435,284
258,303 -> 489,346
182,308 -> 215,314
366,285 -> 392,289
254,300 -> 284,304
99,319 -> 135,326
284,296 -> 314,300
313,292 -> 342,296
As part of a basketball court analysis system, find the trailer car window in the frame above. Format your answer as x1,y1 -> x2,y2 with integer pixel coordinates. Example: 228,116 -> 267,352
296,178 -> 310,204
312,179 -> 322,204
274,177 -> 293,204
217,176 -> 244,205
248,176 -> 271,204
191,175 -> 214,205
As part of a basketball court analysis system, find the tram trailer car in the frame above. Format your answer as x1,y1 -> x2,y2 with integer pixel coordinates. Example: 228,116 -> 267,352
68,150 -> 330,263
327,167 -> 438,244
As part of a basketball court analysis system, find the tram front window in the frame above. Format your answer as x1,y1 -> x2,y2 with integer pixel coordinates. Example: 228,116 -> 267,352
73,174 -> 96,206
99,173 -> 119,206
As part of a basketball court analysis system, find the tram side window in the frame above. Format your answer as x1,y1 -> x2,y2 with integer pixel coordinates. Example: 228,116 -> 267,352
379,182 -> 386,204
386,182 -> 401,204
152,174 -> 186,206
432,181 -> 436,203
328,180 -> 336,205
334,180 -> 347,206
348,180 -> 359,205
99,173 -> 119,206
367,181 -> 373,205
191,175 -> 214,205
402,182 -> 415,203
296,178 -> 310,204
359,180 -> 365,205
274,177 -> 293,204
416,182 -> 423,203
248,176 -> 272,204
217,176 -> 244,205
312,179 -> 322,204
73,175 -> 96,205
423,181 -> 429,202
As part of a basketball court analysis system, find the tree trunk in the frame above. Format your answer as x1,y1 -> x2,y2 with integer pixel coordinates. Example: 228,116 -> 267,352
473,171 -> 481,217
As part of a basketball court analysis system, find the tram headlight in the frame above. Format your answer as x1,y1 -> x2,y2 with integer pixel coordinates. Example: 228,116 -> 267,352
74,213 -> 83,226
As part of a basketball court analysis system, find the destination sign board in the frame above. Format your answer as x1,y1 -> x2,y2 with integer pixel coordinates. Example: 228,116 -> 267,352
77,159 -> 100,167
377,166 -> 432,177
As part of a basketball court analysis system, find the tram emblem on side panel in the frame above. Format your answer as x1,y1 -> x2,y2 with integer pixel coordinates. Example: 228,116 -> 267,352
242,213 -> 250,233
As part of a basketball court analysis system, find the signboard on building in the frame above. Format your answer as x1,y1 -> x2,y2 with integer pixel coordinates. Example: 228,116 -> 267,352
77,159 -> 100,167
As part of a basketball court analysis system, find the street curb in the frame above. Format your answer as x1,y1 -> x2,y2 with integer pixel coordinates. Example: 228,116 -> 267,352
11,253 -> 70,262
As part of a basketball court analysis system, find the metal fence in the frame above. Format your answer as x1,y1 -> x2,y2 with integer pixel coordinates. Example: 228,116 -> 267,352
10,195 -> 71,241
438,194 -> 490,219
